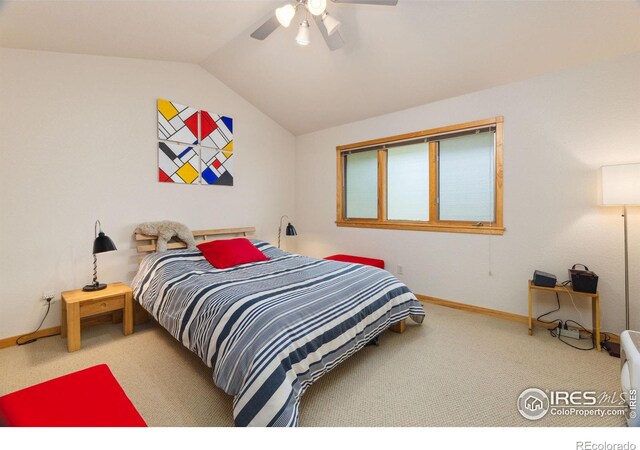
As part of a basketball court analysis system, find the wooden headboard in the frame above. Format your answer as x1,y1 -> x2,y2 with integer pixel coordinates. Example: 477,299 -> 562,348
135,226 -> 255,254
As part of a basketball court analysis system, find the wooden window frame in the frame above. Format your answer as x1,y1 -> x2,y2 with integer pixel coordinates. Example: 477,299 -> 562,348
336,117 -> 504,235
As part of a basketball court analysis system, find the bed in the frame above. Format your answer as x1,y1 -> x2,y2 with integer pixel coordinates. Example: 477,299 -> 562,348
132,227 -> 425,426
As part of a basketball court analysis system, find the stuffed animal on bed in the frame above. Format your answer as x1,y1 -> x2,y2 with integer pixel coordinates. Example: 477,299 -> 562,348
135,220 -> 197,252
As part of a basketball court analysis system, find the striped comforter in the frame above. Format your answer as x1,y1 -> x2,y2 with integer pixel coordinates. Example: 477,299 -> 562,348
132,240 -> 425,426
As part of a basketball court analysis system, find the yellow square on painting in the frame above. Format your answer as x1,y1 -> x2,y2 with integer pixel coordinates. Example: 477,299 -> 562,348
222,151 -> 233,159
176,162 -> 199,184
223,141 -> 234,151
158,99 -> 179,121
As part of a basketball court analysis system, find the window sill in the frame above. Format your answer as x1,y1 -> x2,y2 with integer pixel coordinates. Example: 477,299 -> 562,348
335,220 -> 505,235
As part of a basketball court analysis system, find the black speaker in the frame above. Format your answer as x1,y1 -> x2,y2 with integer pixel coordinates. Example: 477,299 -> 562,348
533,270 -> 557,288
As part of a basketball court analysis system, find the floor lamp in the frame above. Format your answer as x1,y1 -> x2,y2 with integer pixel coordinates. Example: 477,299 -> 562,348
601,163 -> 640,333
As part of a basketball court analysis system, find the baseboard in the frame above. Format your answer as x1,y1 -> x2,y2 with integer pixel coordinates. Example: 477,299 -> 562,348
415,293 -> 620,344
416,294 -> 529,324
0,326 -> 61,349
0,311 -> 139,350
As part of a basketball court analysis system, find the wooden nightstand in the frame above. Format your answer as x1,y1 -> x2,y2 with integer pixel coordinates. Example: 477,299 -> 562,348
61,282 -> 134,352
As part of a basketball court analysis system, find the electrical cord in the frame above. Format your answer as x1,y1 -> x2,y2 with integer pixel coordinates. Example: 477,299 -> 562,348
536,289 -> 595,351
599,331 -> 620,352
536,292 -> 563,328
559,280 -> 587,325
15,298 -> 59,346
557,319 -> 595,351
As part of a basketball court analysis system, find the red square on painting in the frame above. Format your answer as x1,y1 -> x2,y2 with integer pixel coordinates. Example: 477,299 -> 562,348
213,159 -> 222,169
159,169 -> 172,182
200,111 -> 218,141
184,112 -> 199,141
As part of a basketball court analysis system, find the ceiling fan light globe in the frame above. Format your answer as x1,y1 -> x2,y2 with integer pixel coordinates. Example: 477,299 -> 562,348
295,20 -> 311,46
321,11 -> 341,36
276,4 -> 296,27
307,0 -> 327,16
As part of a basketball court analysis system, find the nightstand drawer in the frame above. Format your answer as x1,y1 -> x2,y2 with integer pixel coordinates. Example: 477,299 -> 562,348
79,295 -> 124,318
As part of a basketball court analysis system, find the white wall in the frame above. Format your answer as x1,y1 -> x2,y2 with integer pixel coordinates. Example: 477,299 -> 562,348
294,52 -> 640,334
0,48 -> 295,338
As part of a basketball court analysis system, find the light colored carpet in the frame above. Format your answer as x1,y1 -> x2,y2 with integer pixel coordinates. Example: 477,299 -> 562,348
0,303 -> 625,427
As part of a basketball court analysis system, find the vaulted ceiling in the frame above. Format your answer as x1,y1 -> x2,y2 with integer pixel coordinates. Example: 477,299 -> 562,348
1,1 -> 639,135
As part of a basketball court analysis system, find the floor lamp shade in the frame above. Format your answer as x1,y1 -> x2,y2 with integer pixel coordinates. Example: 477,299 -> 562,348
601,163 -> 640,206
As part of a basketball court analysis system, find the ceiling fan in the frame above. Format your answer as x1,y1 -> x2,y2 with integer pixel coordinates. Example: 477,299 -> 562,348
250,0 -> 398,51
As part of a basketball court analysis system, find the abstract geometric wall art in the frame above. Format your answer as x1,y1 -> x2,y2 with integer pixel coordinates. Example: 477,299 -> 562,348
157,99 -> 236,187
158,142 -> 200,184
200,110 -> 233,151
158,99 -> 199,145
200,147 -> 234,186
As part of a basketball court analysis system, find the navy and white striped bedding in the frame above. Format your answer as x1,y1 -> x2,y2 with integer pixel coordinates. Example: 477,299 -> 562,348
132,240 -> 425,427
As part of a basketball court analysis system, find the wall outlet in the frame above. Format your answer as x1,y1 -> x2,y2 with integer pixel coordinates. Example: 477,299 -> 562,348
559,327 -> 580,340
397,265 -> 403,275
42,292 -> 56,304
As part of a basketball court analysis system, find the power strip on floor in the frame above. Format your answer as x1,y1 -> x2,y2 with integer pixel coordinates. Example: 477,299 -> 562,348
558,327 -> 580,340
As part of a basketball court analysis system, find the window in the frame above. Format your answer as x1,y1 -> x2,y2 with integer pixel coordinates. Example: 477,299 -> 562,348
345,150 -> 378,219
387,143 -> 430,221
438,132 -> 495,222
336,117 -> 504,235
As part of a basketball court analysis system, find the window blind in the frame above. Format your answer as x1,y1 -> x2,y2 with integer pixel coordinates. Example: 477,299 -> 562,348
438,132 -> 495,222
345,150 -> 378,219
387,142 -> 429,221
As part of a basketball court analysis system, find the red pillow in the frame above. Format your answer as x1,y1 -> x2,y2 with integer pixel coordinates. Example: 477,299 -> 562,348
197,238 -> 269,269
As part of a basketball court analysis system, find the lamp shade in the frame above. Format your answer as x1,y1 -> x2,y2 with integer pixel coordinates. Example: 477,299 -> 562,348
307,0 -> 327,16
321,11 -> 341,36
276,4 -> 296,27
601,163 -> 640,206
285,222 -> 297,236
296,20 -> 310,45
93,232 -> 117,254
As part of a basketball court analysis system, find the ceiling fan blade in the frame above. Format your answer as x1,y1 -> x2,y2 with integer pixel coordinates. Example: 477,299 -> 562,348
250,14 -> 281,40
313,15 -> 345,51
331,0 -> 398,5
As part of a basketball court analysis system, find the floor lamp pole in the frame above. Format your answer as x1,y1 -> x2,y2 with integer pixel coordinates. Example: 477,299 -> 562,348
624,205 -> 630,331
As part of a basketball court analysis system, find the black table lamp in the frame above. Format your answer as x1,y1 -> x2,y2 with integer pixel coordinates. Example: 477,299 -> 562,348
278,215 -> 297,248
83,220 -> 117,292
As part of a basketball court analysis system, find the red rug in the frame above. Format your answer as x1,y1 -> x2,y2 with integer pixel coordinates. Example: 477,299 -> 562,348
0,364 -> 147,427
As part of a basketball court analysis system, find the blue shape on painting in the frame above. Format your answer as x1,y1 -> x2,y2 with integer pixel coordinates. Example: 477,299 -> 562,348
201,167 -> 219,184
178,146 -> 194,158
221,116 -> 233,134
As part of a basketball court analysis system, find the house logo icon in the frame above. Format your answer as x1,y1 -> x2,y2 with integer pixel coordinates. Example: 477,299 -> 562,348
525,396 -> 544,411
517,388 -> 550,420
